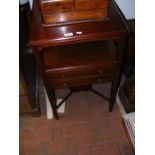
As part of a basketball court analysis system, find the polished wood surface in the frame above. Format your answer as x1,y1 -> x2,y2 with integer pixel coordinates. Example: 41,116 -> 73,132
39,0 -> 74,14
76,0 -> 108,10
29,0 -> 128,119
29,0 -> 127,47
38,0 -> 109,25
42,9 -> 108,25
43,40 -> 116,70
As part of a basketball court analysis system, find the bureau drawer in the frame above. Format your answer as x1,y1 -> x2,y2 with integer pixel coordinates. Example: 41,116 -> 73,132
45,65 -> 116,80
46,66 -> 117,89
39,0 -> 74,14
75,0 -> 109,11
47,73 -> 114,89
42,9 -> 108,24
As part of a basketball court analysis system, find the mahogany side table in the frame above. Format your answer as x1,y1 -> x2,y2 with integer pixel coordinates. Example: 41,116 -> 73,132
29,0 -> 128,119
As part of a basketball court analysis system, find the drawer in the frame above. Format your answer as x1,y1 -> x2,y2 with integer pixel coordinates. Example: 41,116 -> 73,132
75,0 -> 109,11
46,66 -> 117,89
45,65 -> 116,80
42,9 -> 108,24
47,73 -> 114,89
39,0 -> 74,14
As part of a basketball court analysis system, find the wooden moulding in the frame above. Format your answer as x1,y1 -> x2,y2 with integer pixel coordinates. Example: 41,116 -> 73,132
38,0 -> 109,26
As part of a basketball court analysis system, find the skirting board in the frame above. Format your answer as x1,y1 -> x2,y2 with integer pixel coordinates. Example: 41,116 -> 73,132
44,88 -> 65,119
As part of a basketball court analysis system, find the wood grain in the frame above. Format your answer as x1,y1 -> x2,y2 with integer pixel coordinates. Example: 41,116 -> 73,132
38,0 -> 109,25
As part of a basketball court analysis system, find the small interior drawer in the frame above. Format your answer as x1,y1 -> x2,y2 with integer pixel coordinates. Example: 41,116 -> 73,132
39,0 -> 74,14
75,0 -> 109,11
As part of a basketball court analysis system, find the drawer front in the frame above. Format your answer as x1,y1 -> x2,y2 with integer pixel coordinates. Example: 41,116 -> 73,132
40,0 -> 74,14
75,0 -> 109,11
47,73 -> 114,89
45,65 -> 116,79
42,9 -> 108,24
46,66 -> 117,89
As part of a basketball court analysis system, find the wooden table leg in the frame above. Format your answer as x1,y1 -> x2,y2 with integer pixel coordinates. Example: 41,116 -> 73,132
109,80 -> 118,112
109,37 -> 127,112
32,47 -> 59,119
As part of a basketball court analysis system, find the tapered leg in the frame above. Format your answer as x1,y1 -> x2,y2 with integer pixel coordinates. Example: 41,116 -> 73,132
109,37 -> 127,112
109,80 -> 118,112
51,90 -> 57,105
33,47 -> 59,119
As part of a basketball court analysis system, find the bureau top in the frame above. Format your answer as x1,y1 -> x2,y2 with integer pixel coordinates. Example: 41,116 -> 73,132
29,0 -> 128,48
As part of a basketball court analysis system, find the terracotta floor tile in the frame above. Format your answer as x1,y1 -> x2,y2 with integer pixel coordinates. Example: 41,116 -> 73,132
118,141 -> 134,155
20,127 -> 34,143
79,147 -> 93,155
50,137 -> 63,154
78,133 -> 104,148
100,117 -> 119,143
51,153 -> 64,155
86,121 -> 103,133
20,142 -> 35,155
34,140 -> 51,155
33,125 -> 49,142
50,114 -> 74,127
93,143 -> 121,155
49,126 -> 63,139
20,116 -> 34,130
62,123 -> 87,137
34,116 -> 50,128
62,137 -> 78,155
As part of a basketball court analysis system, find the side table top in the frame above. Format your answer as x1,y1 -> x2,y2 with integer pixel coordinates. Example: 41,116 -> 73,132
29,0 -> 128,47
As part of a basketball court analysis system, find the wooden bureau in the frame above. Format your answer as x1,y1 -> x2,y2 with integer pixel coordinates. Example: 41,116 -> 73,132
29,0 -> 128,119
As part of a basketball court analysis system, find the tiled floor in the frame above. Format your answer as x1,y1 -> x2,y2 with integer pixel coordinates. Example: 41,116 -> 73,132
20,83 -> 134,155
